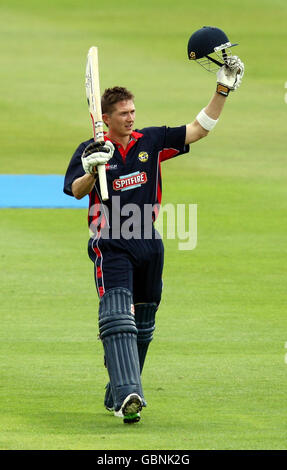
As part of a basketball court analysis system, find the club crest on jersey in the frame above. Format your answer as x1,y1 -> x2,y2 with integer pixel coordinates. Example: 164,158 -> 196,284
138,151 -> 149,162
113,171 -> 147,192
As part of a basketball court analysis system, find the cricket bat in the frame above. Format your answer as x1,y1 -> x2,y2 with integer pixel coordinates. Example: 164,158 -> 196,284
85,46 -> 109,201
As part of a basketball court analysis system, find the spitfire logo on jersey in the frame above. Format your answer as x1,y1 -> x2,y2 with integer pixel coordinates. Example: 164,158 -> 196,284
138,151 -> 149,162
113,171 -> 148,192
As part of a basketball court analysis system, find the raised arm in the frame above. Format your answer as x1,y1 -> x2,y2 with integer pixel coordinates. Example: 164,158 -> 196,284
185,55 -> 244,145
185,92 -> 226,144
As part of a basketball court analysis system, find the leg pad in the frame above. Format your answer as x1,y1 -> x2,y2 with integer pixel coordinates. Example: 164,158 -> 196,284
99,288 -> 143,411
135,303 -> 158,372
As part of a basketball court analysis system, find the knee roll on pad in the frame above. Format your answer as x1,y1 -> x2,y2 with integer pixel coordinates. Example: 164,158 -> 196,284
99,287 -> 143,411
135,303 -> 157,342
99,287 -> 137,339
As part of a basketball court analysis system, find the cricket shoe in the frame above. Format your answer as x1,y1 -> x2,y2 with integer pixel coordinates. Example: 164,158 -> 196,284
113,407 -> 141,422
104,385 -> 141,421
118,393 -> 143,424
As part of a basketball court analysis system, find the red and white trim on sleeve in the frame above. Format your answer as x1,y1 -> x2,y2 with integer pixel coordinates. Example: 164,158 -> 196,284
154,148 -> 180,220
159,148 -> 180,163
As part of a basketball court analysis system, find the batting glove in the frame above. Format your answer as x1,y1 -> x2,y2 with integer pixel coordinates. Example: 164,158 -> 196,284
216,55 -> 245,96
81,140 -> 114,175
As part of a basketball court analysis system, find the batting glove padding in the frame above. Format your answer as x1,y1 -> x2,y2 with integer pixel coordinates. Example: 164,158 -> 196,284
81,140 -> 114,175
216,55 -> 245,96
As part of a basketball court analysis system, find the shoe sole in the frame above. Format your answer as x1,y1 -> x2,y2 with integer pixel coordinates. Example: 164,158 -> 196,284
123,412 -> 141,424
121,394 -> 142,424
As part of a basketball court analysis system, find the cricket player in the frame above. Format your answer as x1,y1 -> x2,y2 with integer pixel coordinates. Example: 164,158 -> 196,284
64,43 -> 244,423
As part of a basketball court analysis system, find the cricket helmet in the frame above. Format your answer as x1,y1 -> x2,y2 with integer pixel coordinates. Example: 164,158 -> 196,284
187,26 -> 238,72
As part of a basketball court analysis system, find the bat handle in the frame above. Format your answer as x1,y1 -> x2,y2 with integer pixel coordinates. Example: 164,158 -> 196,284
98,164 -> 109,201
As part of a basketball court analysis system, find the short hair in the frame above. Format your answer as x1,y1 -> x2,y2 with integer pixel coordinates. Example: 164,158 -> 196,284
101,86 -> 134,114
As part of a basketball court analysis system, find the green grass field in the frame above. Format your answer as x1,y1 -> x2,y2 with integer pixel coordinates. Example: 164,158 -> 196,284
1,0 -> 287,450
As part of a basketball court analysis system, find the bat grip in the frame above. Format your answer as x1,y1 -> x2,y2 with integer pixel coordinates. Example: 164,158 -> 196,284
98,164 -> 109,201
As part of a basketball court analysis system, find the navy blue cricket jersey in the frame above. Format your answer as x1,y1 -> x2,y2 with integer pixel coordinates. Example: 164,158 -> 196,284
64,125 -> 189,238
64,125 -> 189,300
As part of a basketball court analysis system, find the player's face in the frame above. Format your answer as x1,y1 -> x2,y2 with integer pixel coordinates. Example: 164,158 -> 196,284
104,100 -> 135,138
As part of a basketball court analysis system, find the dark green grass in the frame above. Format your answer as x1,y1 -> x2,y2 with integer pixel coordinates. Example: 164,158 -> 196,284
1,0 -> 287,450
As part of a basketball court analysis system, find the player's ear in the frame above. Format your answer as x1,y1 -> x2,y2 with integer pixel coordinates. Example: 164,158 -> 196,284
102,113 -> 109,128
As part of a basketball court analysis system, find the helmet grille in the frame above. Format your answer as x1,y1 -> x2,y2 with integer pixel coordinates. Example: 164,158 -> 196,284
196,46 -> 234,73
